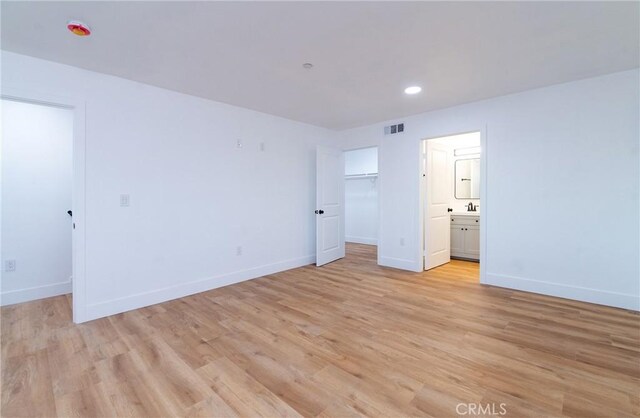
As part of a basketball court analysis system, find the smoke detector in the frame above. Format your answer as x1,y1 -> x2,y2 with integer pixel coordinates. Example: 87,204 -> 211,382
67,20 -> 91,36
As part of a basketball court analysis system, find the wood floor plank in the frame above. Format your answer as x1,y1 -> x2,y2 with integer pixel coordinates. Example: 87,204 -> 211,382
1,243 -> 639,417
54,382 -> 114,418
196,357 -> 302,418
2,349 -> 57,417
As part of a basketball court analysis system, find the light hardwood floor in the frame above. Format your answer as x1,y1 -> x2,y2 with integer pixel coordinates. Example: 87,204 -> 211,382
2,243 -> 639,417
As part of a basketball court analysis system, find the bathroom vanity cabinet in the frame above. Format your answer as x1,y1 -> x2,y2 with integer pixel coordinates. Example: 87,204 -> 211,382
450,214 -> 479,261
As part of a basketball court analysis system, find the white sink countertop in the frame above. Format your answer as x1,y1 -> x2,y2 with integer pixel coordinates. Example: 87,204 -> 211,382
451,211 -> 480,216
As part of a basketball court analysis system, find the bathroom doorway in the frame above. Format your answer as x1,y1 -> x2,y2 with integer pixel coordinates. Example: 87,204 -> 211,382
421,132 -> 482,280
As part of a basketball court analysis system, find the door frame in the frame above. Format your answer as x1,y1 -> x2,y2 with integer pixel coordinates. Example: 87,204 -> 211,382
1,87 -> 87,323
342,145 -> 380,262
419,127 -> 487,283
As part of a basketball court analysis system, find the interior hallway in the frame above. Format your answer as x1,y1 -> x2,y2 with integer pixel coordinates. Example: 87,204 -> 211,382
2,244 -> 638,417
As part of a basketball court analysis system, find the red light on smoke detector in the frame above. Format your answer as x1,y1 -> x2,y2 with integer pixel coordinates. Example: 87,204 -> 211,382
67,21 -> 91,36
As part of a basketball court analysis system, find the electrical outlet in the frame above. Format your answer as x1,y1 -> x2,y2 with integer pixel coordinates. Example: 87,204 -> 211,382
120,194 -> 130,207
400,237 -> 405,246
5,260 -> 16,272
236,246 -> 242,256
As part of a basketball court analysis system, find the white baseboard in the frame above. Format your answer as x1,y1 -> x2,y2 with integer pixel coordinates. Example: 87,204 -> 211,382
485,272 -> 640,311
379,256 -> 422,272
83,254 -> 315,322
346,236 -> 377,245
1,280 -> 72,306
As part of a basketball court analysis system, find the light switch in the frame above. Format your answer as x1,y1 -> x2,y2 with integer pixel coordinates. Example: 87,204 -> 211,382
120,194 -> 130,207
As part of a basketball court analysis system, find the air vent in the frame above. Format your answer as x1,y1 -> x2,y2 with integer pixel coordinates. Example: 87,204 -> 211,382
384,123 -> 404,135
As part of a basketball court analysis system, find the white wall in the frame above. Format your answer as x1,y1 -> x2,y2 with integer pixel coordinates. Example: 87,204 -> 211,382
345,147 -> 378,176
345,147 -> 378,245
340,69 -> 640,310
1,100 -> 73,304
1,51 -> 337,321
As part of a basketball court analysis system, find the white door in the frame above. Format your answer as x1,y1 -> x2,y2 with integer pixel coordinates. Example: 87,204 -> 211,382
424,141 -> 451,270
316,145 -> 345,266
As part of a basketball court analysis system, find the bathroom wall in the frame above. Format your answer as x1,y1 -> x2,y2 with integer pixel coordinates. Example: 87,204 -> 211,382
428,132 -> 481,213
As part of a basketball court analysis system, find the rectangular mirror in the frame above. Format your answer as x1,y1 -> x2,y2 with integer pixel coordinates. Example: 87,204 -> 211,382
455,158 -> 480,199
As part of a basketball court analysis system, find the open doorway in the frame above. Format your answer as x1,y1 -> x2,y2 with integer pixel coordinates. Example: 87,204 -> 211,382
344,147 -> 378,257
422,132 -> 481,281
0,89 -> 87,323
1,99 -> 74,304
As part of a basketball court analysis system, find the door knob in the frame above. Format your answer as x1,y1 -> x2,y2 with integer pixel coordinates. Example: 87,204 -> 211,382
447,208 -> 453,212
67,210 -> 72,217
315,210 -> 324,215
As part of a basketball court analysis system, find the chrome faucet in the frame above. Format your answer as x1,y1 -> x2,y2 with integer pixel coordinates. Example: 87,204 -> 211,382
467,202 -> 476,212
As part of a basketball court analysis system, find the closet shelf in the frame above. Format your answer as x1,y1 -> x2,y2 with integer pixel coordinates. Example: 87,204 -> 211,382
345,173 -> 378,180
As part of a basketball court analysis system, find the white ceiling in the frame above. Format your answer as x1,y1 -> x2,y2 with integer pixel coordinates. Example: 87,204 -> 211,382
2,1 -> 638,130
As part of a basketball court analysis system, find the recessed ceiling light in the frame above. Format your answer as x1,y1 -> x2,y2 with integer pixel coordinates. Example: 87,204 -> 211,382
404,86 -> 422,95
67,20 -> 91,36
302,63 -> 313,69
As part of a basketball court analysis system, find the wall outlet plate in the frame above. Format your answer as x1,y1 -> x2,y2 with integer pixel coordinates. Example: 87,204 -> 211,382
120,194 -> 130,207
5,260 -> 16,272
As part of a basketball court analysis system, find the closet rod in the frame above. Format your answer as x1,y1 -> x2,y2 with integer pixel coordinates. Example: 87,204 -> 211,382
345,173 -> 378,180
